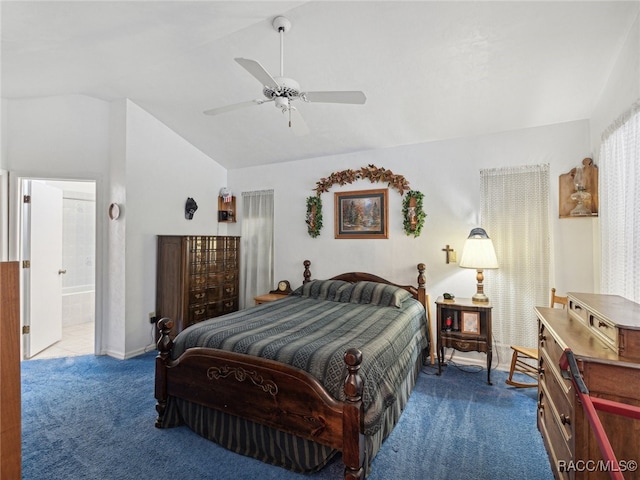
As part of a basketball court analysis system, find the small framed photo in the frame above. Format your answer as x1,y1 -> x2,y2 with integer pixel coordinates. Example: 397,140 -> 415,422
334,189 -> 389,239
461,311 -> 480,335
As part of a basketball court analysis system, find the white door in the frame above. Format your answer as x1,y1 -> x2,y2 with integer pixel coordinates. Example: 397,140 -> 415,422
23,181 -> 64,358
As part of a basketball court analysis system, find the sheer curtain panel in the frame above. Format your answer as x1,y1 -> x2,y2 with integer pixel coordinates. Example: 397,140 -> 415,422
240,190 -> 274,309
480,164 -> 551,364
600,101 -> 640,303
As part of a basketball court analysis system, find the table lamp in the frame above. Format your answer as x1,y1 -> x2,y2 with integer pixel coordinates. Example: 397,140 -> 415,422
459,227 -> 498,302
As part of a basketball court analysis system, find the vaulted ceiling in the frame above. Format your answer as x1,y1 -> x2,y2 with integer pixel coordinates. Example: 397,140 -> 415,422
2,1 -> 639,169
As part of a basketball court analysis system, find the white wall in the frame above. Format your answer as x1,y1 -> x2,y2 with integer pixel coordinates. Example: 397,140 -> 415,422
4,95 -> 111,176
122,100 -> 228,357
228,120 -> 595,319
3,95 -> 228,358
3,94 -> 110,355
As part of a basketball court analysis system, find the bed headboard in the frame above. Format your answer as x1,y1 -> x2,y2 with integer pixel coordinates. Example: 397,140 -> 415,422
302,260 -> 426,302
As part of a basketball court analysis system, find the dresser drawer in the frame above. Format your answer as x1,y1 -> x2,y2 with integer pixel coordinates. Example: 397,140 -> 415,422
222,283 -> 237,299
588,313 -> 618,351
538,383 -> 572,480
539,349 -> 573,442
191,262 -> 208,274
441,336 -> 488,353
222,271 -> 237,283
208,271 -> 225,285
207,298 -> 239,317
189,274 -> 208,288
222,298 -> 238,314
208,260 -> 225,273
207,285 -> 222,302
568,298 -> 588,325
189,289 -> 207,304
187,304 -> 209,327
539,321 -> 567,372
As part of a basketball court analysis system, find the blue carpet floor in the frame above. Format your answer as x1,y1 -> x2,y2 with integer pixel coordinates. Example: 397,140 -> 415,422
21,352 -> 553,479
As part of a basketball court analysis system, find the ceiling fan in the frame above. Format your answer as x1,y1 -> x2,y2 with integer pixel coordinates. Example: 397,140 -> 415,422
203,16 -> 366,135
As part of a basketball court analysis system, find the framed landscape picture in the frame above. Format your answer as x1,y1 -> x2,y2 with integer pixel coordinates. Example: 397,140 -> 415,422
334,189 -> 389,239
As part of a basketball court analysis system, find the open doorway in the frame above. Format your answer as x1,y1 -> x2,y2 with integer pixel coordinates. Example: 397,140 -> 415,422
21,179 -> 96,360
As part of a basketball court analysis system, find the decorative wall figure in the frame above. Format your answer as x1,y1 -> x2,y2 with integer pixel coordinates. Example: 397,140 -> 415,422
559,158 -> 598,218
185,197 -> 198,220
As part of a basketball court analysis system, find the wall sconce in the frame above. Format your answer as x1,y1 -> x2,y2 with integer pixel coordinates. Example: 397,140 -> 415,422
459,228 -> 499,302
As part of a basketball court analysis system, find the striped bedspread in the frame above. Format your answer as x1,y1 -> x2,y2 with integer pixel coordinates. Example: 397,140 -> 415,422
170,279 -> 428,435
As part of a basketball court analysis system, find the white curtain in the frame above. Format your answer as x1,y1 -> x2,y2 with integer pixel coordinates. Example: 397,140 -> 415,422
240,190 -> 274,309
600,101 -> 640,303
480,164 -> 551,362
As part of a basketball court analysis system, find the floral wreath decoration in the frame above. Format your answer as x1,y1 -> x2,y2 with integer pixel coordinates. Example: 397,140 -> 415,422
306,164 -> 425,238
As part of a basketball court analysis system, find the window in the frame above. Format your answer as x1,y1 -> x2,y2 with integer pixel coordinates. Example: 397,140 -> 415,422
240,190 -> 274,308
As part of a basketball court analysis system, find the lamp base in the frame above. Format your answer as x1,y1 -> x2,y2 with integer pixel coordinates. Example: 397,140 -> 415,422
472,292 -> 490,303
472,269 -> 490,302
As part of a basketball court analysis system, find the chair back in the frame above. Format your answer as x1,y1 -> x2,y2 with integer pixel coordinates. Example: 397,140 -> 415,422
550,288 -> 568,309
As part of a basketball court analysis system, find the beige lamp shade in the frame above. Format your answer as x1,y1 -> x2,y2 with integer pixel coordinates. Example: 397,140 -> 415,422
459,228 -> 498,302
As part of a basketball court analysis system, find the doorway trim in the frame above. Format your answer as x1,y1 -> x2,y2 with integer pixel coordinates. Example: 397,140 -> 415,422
8,171 -> 104,359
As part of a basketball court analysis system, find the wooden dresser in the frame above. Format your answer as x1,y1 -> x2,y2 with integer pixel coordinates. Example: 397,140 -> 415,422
535,293 -> 640,480
156,236 -> 240,339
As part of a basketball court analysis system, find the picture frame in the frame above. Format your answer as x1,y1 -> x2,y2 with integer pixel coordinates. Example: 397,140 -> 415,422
461,311 -> 480,335
334,188 -> 389,239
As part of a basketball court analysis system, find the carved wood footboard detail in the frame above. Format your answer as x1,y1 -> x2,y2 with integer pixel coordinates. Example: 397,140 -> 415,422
154,317 -> 365,480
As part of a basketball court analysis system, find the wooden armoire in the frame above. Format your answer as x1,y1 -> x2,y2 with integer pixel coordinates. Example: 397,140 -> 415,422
156,236 -> 240,339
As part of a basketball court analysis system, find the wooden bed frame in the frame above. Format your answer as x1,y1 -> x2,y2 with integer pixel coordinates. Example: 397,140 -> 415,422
155,261 -> 431,480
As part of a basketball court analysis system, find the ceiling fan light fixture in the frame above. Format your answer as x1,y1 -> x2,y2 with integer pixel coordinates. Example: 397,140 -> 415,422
274,97 -> 290,110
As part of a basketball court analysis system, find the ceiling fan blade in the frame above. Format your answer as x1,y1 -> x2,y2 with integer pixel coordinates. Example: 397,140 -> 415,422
303,91 -> 367,104
234,58 -> 280,90
203,99 -> 271,116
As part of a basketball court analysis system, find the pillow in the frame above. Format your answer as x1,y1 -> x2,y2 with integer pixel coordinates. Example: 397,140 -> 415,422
347,281 -> 412,308
291,279 -> 353,302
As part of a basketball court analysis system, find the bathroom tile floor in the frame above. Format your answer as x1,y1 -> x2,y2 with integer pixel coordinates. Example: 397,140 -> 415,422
30,321 -> 94,359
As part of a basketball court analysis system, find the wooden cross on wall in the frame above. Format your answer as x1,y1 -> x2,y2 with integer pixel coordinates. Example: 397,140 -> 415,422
442,245 -> 455,264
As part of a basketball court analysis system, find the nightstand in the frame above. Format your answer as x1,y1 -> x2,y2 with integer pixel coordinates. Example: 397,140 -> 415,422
436,296 -> 493,385
254,293 -> 288,305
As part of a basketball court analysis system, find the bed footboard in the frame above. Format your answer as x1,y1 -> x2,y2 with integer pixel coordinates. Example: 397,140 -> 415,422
155,318 -> 365,480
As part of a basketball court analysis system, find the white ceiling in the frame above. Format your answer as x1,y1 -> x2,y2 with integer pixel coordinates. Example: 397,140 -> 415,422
2,1 -> 639,169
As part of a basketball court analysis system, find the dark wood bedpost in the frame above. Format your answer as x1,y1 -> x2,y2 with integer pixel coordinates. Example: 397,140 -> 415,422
303,259 -> 312,284
342,348 -> 365,480
417,263 -> 435,365
155,318 -> 174,428
417,263 -> 426,307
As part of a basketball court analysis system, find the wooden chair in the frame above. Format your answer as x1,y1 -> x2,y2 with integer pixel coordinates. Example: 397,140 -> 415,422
505,288 -> 568,388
